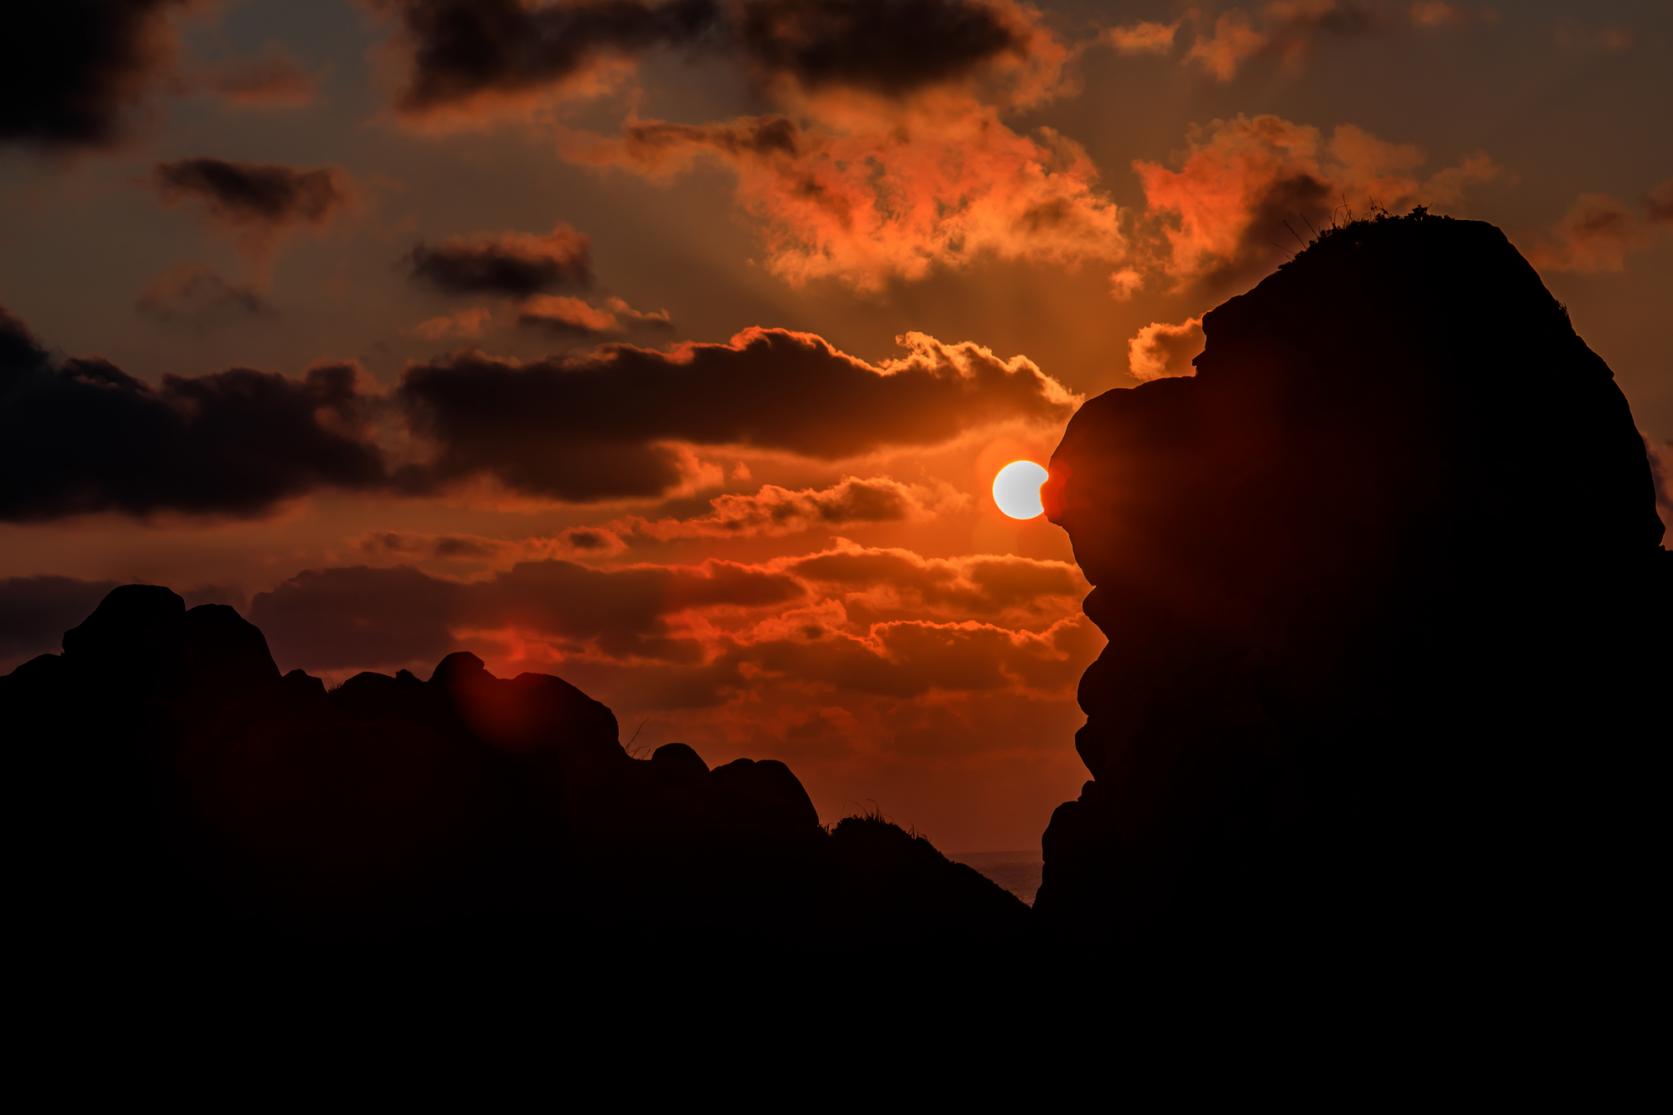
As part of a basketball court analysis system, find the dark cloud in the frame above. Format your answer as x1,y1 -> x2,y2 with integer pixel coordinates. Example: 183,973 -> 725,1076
250,558 -> 803,671
604,115 -> 802,167
1203,172 -> 1333,291
398,327 -> 1076,501
382,0 -> 721,117
378,0 -> 1057,119
735,0 -> 1035,96
3,305 -> 1064,518
154,157 -> 348,229
409,225 -> 593,297
134,265 -> 269,327
0,0 -> 185,148
0,306 -> 384,520
0,575 -> 118,661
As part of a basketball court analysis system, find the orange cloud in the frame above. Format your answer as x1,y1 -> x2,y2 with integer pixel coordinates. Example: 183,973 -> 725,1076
415,306 -> 492,340
779,541 -> 1087,624
1649,180 -> 1673,226
1185,9 -> 1269,80
1136,113 -> 1498,290
1128,316 -> 1205,381
518,294 -> 673,337
1104,20 -> 1181,55
1180,2 -> 1493,81
564,100 -> 1125,290
628,476 -> 964,541
1529,194 -> 1641,274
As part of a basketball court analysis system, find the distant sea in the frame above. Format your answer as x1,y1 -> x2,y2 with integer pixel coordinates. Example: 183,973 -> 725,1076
950,851 -> 1042,906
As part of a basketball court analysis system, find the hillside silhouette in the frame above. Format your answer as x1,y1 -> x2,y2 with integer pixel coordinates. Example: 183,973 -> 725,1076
2,585 -> 1027,959
1040,211 -> 1670,966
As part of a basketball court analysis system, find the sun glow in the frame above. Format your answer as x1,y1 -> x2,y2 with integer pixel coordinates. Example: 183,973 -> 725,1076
992,460 -> 1048,520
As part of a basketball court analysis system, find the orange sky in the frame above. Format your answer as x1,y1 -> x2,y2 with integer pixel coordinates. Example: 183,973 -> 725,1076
2,0 -> 1670,850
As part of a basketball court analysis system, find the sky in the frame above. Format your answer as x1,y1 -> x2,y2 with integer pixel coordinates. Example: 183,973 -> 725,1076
2,0 -> 1670,852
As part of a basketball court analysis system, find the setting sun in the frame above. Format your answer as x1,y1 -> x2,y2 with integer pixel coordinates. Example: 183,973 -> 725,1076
993,460 -> 1049,520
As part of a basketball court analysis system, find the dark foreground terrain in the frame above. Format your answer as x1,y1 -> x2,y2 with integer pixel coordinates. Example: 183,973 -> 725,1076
4,212 -> 1665,970
1041,211 -> 1670,966
3,585 -> 1027,959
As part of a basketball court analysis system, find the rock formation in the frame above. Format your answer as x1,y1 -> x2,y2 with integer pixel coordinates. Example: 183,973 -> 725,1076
1038,211 -> 1670,965
2,585 -> 1027,959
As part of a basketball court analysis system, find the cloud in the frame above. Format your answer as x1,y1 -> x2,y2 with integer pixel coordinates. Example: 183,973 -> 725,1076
397,326 -> 1078,501
517,294 -> 672,337
153,158 -> 350,261
1529,194 -> 1641,274
1407,2 -> 1496,29
0,305 -> 384,520
1104,20 -> 1181,55
249,556 -> 804,670
415,306 -> 493,340
194,46 -> 318,108
438,2 -> 1095,291
1184,9 -> 1271,80
1128,316 -> 1205,381
377,0 -> 1064,124
244,540 -> 1091,714
734,0 -> 1065,106
356,526 -> 629,567
2,304 -> 1063,519
1645,180 -> 1673,226
134,265 -> 269,327
781,541 -> 1086,623
0,0 -> 188,149
1648,440 -> 1673,529
628,476 -> 963,541
564,104 -> 1125,289
517,295 -> 618,336
349,476 -> 964,578
1180,2 -> 1493,81
725,614 -> 1089,699
1135,113 -> 1498,291
408,224 -> 593,296
377,0 -> 721,122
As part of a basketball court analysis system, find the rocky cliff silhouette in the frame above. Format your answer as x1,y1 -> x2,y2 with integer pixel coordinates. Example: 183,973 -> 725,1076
1039,211 -> 1669,965
2,585 -> 1026,958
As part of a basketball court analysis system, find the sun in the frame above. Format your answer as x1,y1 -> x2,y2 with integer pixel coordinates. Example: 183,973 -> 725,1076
992,459 -> 1048,520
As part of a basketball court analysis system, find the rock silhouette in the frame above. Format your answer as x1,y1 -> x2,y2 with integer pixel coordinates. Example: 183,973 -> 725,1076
3,585 -> 1027,958
1039,211 -> 1670,965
